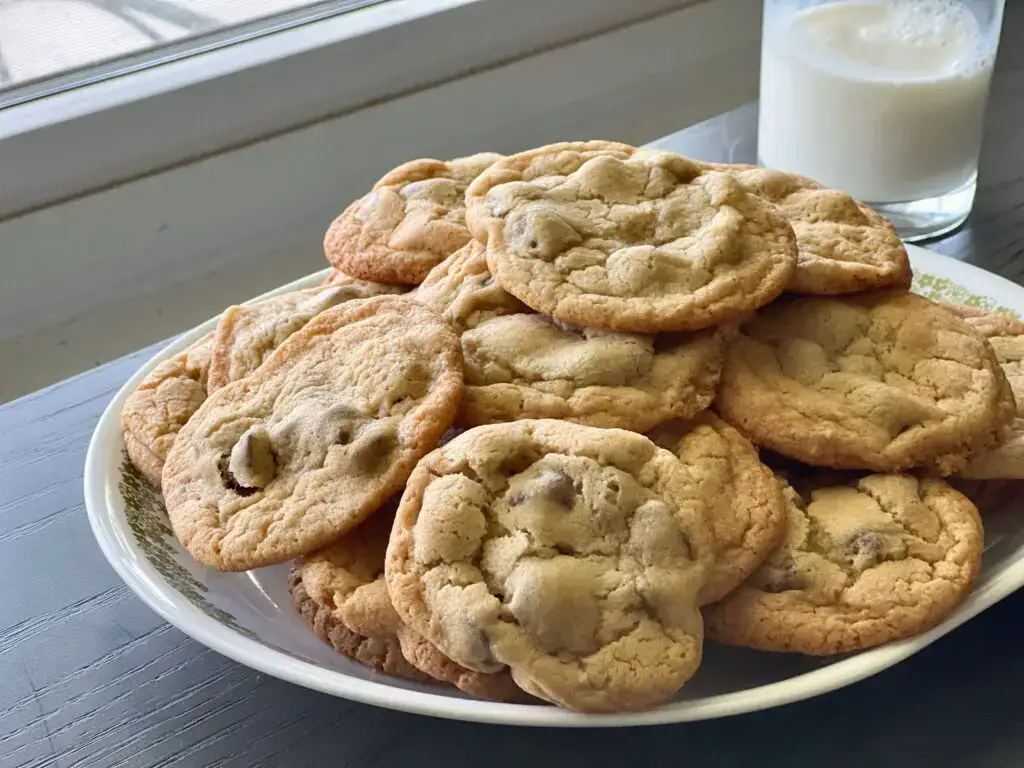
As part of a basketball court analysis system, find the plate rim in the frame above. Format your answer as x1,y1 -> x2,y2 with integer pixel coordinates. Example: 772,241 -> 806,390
84,245 -> 1024,727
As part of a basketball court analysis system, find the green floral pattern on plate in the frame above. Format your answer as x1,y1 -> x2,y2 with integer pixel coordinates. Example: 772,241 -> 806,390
913,273 -> 1019,317
119,451 -> 258,641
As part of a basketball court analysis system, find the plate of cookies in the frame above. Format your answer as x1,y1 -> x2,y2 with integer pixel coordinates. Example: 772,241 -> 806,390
85,141 -> 1024,726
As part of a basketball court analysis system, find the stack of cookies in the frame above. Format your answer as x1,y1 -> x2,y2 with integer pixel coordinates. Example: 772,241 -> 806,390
122,141 -> 1021,714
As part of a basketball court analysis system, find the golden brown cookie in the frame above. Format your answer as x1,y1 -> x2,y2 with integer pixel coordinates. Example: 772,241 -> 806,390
290,571 -> 423,679
325,153 -> 502,285
648,413 -> 787,604
416,241 -> 732,432
290,509 -> 428,681
714,165 -> 911,295
296,502 -> 521,697
704,473 -> 984,655
946,305 -> 1024,478
120,331 -> 214,487
385,420 -> 715,713
163,296 -> 462,571
208,278 -> 405,393
464,141 -> 797,333
395,627 -> 527,702
716,291 -> 1016,475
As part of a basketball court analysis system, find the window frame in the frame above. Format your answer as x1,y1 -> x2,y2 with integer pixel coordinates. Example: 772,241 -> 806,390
0,0 -> 697,219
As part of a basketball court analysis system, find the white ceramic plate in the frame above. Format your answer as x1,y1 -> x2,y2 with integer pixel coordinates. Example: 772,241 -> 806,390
85,244 -> 1024,727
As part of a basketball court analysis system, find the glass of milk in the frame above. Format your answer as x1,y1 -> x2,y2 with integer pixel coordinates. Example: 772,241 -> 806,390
758,0 -> 1005,240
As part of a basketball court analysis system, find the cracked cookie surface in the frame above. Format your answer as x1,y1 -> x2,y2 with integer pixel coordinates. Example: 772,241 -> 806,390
291,508 -> 427,681
325,153 -> 502,285
121,331 -> 214,487
716,291 -> 1016,474
714,165 -> 911,295
648,413 -> 787,604
416,241 -> 731,431
208,278 -> 405,393
464,141 -> 797,333
704,473 -> 983,654
946,304 -> 1024,478
163,296 -> 462,571
385,420 -> 715,713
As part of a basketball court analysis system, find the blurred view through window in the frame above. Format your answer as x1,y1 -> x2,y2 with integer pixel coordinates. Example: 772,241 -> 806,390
0,0 -> 382,106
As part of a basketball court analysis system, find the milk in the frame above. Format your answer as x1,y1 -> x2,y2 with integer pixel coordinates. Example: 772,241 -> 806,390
758,1 -> 998,203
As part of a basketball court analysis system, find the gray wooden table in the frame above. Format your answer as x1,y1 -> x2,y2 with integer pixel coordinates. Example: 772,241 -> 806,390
5,16 -> 1024,766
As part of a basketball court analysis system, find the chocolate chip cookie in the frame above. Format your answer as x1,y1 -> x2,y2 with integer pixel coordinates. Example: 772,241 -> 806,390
947,304 -> 1024,478
385,420 -> 715,713
208,278 -> 405,393
464,142 -> 797,332
714,166 -> 911,295
163,296 -> 463,571
325,153 -> 502,285
290,506 -> 427,680
716,291 -> 1016,474
648,413 -> 787,604
121,331 -> 214,487
704,473 -> 984,654
416,241 -> 732,432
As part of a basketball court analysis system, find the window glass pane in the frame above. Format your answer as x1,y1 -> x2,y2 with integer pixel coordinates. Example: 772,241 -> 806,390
0,0 -> 384,107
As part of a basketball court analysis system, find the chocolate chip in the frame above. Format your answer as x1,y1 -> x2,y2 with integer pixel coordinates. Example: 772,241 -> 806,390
536,468 -> 576,507
507,468 -> 576,508
762,562 -> 803,593
602,477 -> 622,506
218,455 -> 258,497
224,424 -> 277,493
436,428 -> 463,448
846,530 -> 887,570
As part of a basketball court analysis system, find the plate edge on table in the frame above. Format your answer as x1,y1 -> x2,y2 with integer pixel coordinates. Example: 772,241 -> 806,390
84,245 -> 1024,727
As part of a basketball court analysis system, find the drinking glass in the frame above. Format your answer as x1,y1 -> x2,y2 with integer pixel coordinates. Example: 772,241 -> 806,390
758,0 -> 1006,241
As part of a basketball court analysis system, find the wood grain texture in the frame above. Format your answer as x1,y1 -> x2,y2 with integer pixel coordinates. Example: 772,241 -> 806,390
4,7 -> 1024,763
